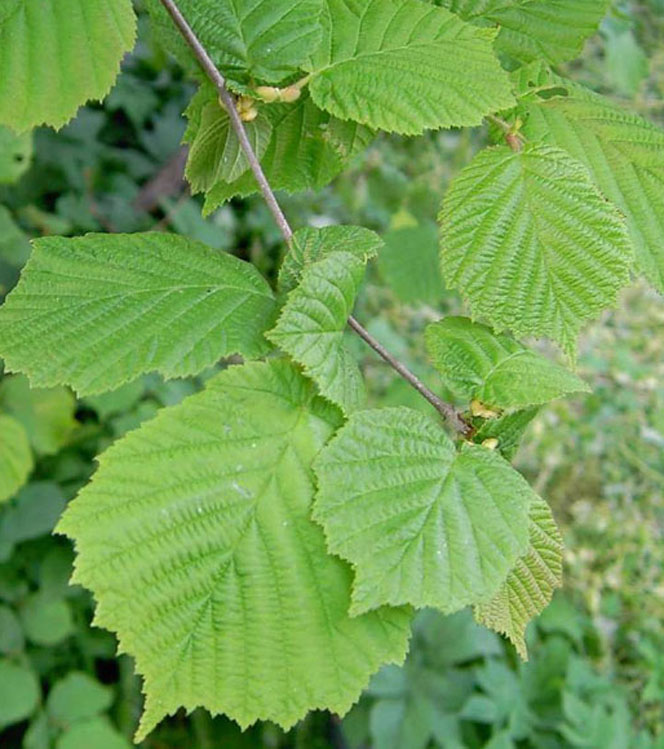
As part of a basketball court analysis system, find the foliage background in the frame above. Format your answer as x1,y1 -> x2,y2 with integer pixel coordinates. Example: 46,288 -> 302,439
0,1 -> 663,747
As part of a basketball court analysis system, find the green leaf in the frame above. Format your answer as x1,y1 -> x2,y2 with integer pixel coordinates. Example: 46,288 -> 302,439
0,660 -> 40,729
20,594 -> 73,646
0,126 -> 32,184
0,414 -> 32,504
47,673 -> 113,727
474,497 -> 563,659
0,233 -> 276,395
0,0 -> 136,132
56,717 -> 131,749
202,93 -> 372,211
440,144 -> 632,354
378,223 -> 444,305
0,482 -> 67,545
0,604 -> 24,654
0,205 -> 31,268
313,407 -> 533,615
183,85 -> 272,194
305,0 -> 515,135
149,0 -> 323,85
473,408 -> 538,461
425,317 -> 590,409
58,361 -> 411,738
268,252 -> 366,413
0,375 -> 78,455
279,225 -> 383,295
437,0 -> 609,65
516,64 -> 664,292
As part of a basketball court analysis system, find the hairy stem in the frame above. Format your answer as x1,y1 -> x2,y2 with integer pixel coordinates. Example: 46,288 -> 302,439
159,0 -> 472,436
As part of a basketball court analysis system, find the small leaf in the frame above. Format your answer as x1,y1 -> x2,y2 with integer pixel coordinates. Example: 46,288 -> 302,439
439,0 -> 609,65
0,660 -> 40,729
440,144 -> 632,354
56,717 -> 131,749
474,497 -> 563,659
0,0 -> 137,131
516,63 -> 664,292
0,605 -> 24,654
0,126 -> 32,184
279,225 -> 383,295
0,414 -> 32,504
0,482 -> 67,545
184,85 -> 272,194
314,407 -> 533,615
58,361 -> 411,738
20,594 -> 73,646
203,93 -> 372,211
306,0 -> 515,135
47,673 -> 113,727
0,233 -> 276,395
378,223 -> 445,305
473,408 -> 539,461
425,317 -> 590,409
0,375 -> 78,456
268,252 -> 367,413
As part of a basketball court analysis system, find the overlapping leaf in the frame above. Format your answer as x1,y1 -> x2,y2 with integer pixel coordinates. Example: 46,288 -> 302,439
305,0 -> 515,135
474,497 -> 563,659
58,361 -> 411,738
440,144 -> 632,354
0,233 -> 276,395
268,252 -> 366,414
437,0 -> 609,65
0,0 -> 136,131
515,64 -> 664,292
0,414 -> 33,504
425,317 -> 590,409
147,0 -> 323,84
279,225 -> 383,294
183,85 -> 272,193
473,408 -> 539,461
314,407 -> 533,615
202,93 -> 373,212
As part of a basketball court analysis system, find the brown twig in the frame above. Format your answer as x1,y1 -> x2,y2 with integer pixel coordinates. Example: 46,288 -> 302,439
158,0 -> 472,436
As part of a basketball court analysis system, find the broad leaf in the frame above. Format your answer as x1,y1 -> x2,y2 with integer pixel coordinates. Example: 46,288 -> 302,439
0,375 -> 78,456
148,0 -> 323,84
437,0 -> 609,65
314,407 -> 533,615
515,64 -> 664,292
305,0 -> 515,135
0,414 -> 33,504
268,252 -> 366,414
0,0 -> 136,131
184,85 -> 272,194
474,497 -> 563,659
0,233 -> 276,395
58,361 -> 411,738
425,317 -> 590,409
378,223 -> 445,305
279,225 -> 383,294
440,144 -> 632,354
203,93 -> 373,211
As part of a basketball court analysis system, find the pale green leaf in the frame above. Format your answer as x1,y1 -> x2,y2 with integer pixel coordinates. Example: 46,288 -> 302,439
183,85 -> 272,194
0,375 -> 78,456
0,660 -> 40,729
0,233 -> 276,395
56,717 -> 131,749
148,0 -> 323,84
437,0 -> 609,65
425,317 -> 590,409
0,0 -> 137,132
313,407 -> 533,615
0,126 -> 32,184
305,0 -> 515,135
0,414 -> 32,505
279,225 -> 383,294
378,223 -> 444,305
473,408 -> 538,461
20,594 -> 73,646
268,252 -> 366,413
440,144 -> 632,354
515,64 -> 664,292
58,361 -> 411,738
0,206 -> 31,268
474,497 -> 563,659
203,93 -> 373,211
